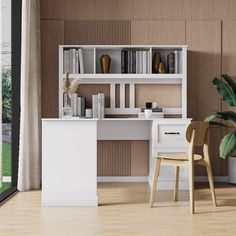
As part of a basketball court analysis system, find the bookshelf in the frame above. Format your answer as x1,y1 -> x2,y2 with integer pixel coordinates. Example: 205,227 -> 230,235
59,45 -> 187,117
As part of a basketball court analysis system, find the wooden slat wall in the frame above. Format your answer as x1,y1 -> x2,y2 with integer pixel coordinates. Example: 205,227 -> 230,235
186,20 -> 222,175
41,20 -> 64,118
40,0 -> 236,176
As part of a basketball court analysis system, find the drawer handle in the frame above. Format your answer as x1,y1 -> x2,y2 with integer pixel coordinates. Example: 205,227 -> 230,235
164,132 -> 180,135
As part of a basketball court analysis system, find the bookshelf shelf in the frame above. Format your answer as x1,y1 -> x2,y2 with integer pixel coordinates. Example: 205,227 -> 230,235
59,45 -> 187,117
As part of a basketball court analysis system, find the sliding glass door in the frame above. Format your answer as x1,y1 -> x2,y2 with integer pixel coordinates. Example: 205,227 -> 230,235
0,0 -> 21,202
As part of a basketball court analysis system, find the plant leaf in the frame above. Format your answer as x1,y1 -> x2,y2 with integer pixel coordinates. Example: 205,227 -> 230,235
216,111 -> 236,122
222,74 -> 236,96
208,121 -> 226,127
213,77 -> 236,106
205,114 -> 218,122
220,132 -> 236,159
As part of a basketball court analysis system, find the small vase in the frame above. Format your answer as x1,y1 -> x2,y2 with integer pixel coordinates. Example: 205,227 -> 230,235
100,54 -> 111,73
158,62 -> 166,74
153,52 -> 161,73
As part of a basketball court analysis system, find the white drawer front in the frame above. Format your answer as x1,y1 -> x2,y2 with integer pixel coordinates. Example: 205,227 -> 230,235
154,124 -> 188,148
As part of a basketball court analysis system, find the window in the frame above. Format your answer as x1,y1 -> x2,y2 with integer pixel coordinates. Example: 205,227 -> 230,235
0,0 -> 21,202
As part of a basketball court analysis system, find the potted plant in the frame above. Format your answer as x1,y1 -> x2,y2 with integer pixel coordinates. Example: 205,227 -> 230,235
205,74 -> 236,184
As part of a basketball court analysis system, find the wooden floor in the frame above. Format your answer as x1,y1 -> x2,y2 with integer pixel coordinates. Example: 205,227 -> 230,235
0,183 -> 236,236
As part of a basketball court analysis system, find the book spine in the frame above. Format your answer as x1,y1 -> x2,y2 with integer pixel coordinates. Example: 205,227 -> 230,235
98,93 -> 105,118
139,51 -> 143,74
147,51 -> 150,74
63,50 -> 69,73
128,50 -> 131,74
174,50 -> 178,74
72,49 -> 76,74
121,50 -> 126,73
178,51 -> 182,74
136,51 -> 139,74
78,48 -> 84,74
71,93 -> 78,116
81,97 -> 86,117
69,49 -> 73,73
92,95 -> 98,118
77,97 -> 82,117
132,51 -> 136,73
167,52 -> 175,73
75,49 -> 79,74
143,51 -> 146,74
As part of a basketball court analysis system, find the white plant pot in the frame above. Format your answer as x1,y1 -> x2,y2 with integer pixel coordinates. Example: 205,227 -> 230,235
228,156 -> 236,184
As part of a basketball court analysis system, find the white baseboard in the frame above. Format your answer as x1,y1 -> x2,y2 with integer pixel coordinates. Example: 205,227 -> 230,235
97,176 -> 148,182
97,176 -> 228,190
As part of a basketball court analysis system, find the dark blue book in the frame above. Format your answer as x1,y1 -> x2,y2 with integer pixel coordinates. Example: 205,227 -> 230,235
132,51 -> 136,73
81,97 -> 86,117
121,50 -> 128,73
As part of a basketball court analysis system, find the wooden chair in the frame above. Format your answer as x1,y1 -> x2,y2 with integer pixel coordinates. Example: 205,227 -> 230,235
149,121 -> 217,214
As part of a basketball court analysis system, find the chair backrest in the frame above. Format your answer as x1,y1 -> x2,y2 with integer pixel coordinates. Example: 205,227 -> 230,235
185,121 -> 209,146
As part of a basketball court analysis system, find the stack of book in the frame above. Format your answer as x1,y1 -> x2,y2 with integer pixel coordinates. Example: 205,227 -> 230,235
121,49 -> 151,74
92,93 -> 105,119
138,107 -> 164,118
167,50 -> 182,74
63,48 -> 84,74
63,93 -> 86,117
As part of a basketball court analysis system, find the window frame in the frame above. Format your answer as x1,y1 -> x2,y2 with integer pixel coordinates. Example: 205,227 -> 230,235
0,0 -> 21,203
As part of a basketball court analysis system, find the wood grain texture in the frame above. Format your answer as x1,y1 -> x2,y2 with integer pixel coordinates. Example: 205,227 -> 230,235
64,0 -> 96,20
135,84 -> 181,108
64,20 -> 131,45
77,84 -> 110,108
1,184 -> 236,236
41,20 -> 64,118
131,20 -> 185,44
186,20 -> 222,176
131,141 -> 149,176
40,0 -> 65,19
97,141 -> 131,176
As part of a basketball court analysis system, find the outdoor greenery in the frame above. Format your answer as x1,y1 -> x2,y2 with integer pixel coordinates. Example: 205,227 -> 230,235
0,142 -> 11,193
205,74 -> 236,159
2,68 -> 11,123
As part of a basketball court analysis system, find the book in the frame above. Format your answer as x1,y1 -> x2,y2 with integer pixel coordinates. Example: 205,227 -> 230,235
143,51 -> 147,74
72,49 -> 76,74
121,50 -> 128,73
140,107 -> 163,112
98,93 -> 105,118
71,93 -> 78,116
63,50 -> 69,73
174,51 -> 178,74
69,49 -> 73,73
81,97 -> 86,117
132,51 -> 136,73
75,49 -> 79,74
77,97 -> 82,117
147,51 -> 150,73
92,95 -> 98,118
78,48 -> 84,74
128,50 -> 132,74
136,51 -> 139,74
138,112 -> 164,118
167,52 -> 175,73
139,51 -> 143,74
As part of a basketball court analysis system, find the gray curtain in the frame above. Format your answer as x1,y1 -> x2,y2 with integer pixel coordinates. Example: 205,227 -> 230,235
18,0 -> 41,191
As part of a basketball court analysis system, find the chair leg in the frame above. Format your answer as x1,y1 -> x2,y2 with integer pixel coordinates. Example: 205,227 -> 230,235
206,163 -> 217,207
189,163 -> 195,214
174,166 -> 180,201
149,158 -> 161,208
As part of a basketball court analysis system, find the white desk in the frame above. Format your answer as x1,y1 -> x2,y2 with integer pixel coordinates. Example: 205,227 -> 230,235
42,118 -> 191,206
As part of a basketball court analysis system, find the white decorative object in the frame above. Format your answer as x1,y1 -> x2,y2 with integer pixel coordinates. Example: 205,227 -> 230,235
71,93 -> 78,116
85,109 -> 92,118
152,102 -> 158,109
98,93 -> 105,119
144,109 -> 152,118
62,106 -> 72,118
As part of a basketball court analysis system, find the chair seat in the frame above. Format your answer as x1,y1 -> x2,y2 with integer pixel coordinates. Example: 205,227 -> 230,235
156,153 -> 203,162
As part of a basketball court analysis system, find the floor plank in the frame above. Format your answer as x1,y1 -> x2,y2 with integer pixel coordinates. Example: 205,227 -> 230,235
0,183 -> 236,236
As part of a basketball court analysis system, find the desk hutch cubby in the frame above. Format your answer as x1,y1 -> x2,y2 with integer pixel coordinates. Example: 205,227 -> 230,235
59,45 -> 187,118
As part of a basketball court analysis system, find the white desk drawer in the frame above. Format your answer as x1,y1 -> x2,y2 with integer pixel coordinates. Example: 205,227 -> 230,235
153,124 -> 188,148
